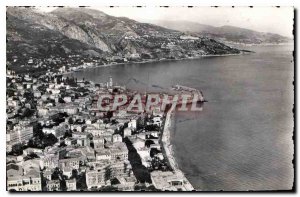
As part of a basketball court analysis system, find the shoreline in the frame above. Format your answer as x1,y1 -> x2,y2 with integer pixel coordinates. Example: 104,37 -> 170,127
63,52 -> 250,76
161,110 -> 195,191
62,53 -> 230,191
61,52 -> 246,191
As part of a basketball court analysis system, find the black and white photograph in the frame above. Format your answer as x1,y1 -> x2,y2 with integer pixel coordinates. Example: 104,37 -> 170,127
5,5 -> 294,192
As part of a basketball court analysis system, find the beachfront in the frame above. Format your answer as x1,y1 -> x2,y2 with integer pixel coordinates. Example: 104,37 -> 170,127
161,110 -> 196,191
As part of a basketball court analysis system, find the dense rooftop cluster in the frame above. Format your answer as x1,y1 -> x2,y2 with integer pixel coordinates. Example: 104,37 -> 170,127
6,68 -> 195,191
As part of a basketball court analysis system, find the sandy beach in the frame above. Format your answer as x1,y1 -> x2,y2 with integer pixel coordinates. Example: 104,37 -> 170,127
161,110 -> 195,191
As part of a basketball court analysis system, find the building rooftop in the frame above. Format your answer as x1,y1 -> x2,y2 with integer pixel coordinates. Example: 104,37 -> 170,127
66,178 -> 76,184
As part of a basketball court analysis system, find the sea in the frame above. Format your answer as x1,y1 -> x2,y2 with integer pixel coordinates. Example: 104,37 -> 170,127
67,45 -> 294,191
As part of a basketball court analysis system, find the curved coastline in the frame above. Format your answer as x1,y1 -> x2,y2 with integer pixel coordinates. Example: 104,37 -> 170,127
161,110 -> 195,191
61,52 -> 247,191
63,55 -> 213,191
63,52 -> 249,76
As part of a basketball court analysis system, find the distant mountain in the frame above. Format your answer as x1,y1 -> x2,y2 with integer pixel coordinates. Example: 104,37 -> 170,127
6,7 -> 241,63
147,20 -> 292,45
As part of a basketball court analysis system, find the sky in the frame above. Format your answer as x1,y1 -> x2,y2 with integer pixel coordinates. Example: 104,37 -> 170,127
38,6 -> 294,37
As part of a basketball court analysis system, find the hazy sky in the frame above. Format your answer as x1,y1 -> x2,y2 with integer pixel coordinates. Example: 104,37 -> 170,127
38,6 -> 294,37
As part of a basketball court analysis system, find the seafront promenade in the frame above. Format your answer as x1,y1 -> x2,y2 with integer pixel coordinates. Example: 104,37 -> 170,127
161,110 -> 195,191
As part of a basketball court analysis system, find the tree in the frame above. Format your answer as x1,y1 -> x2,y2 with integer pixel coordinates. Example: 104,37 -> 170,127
41,176 -> 47,191
33,123 -> 44,138
24,152 -> 39,161
145,140 -> 155,148
70,169 -> 78,179
43,134 -> 58,147
150,148 -> 160,158
9,143 -> 24,156
63,130 -> 72,138
21,108 -> 34,118
23,91 -> 34,101
68,117 -> 74,124
104,167 -> 111,184
106,111 -> 113,120
145,124 -> 160,131
137,116 -> 145,130
52,113 -> 67,124
51,167 -> 61,180
76,173 -> 87,190
99,186 -> 118,191
59,141 -> 66,147
58,97 -> 65,103
124,138 -> 152,183
60,179 -> 67,191
146,185 -> 161,191
90,141 -> 94,149
110,177 -> 120,185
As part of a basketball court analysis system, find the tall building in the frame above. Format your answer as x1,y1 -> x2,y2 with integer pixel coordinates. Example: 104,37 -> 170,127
7,166 -> 42,191
110,142 -> 128,162
7,125 -> 33,145
86,164 -> 109,189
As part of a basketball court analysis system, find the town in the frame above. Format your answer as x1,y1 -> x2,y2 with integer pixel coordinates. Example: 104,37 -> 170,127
6,68 -> 197,191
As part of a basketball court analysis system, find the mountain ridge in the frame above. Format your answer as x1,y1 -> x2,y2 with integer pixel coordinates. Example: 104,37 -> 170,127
6,7 -> 242,71
144,20 -> 292,45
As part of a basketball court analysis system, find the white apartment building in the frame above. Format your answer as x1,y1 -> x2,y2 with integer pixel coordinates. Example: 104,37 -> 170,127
7,168 -> 42,191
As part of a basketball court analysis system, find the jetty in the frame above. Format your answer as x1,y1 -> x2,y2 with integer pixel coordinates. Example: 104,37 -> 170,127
172,84 -> 205,102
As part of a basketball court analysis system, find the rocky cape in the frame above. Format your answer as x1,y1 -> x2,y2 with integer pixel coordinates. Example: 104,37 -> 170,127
147,20 -> 292,45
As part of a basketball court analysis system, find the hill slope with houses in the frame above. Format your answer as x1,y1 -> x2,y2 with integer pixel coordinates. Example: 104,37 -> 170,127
7,7 -> 242,72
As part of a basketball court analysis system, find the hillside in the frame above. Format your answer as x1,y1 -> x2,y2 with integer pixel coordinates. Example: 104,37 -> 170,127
7,7 -> 242,69
148,20 -> 292,45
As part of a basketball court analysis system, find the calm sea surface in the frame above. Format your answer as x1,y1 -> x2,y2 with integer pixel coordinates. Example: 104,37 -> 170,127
68,45 -> 294,191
